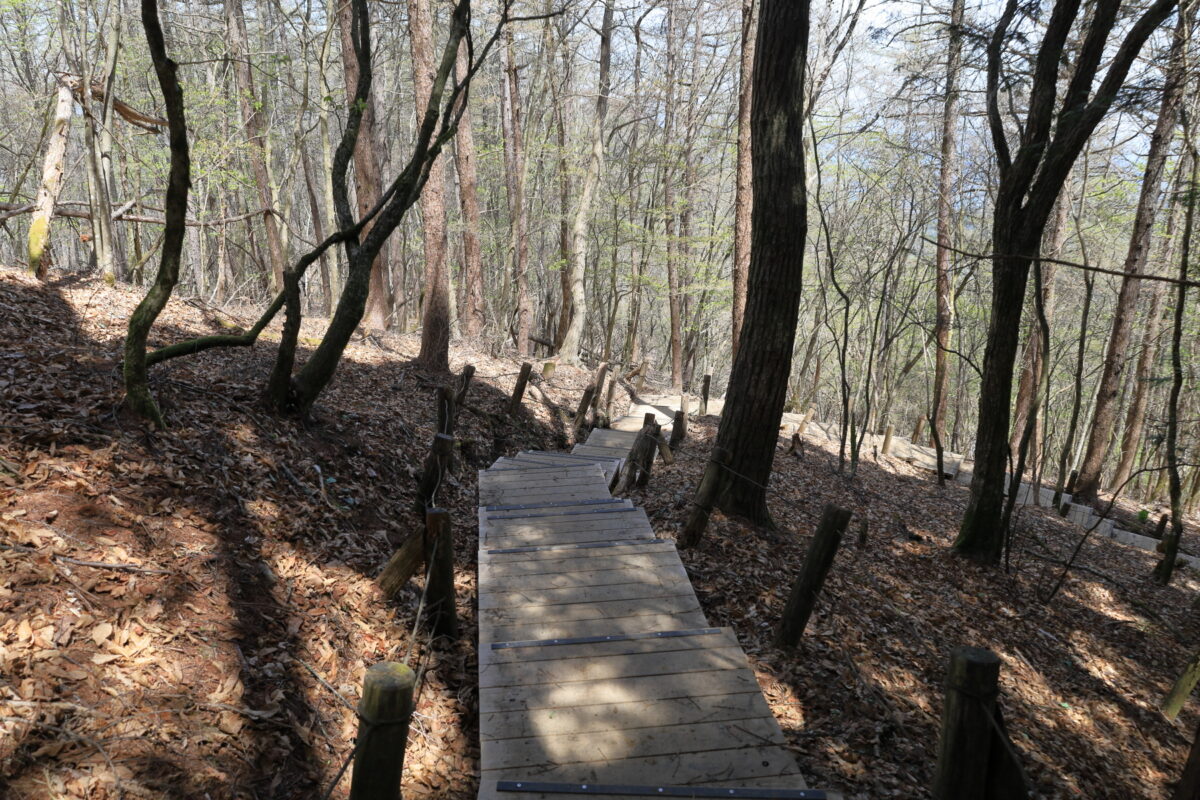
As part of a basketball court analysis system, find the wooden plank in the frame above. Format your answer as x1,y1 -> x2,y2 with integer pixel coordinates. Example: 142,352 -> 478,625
479,628 -> 739,667
479,579 -> 698,611
480,466 -> 604,483
479,645 -> 748,689
480,559 -> 687,589
481,593 -> 702,626
478,744 -> 800,788
477,542 -> 676,566
480,486 -> 616,505
484,500 -> 631,516
481,609 -> 710,645
481,716 -> 787,770
483,510 -> 646,529
483,528 -> 657,549
477,691 -> 772,739
478,666 -> 760,713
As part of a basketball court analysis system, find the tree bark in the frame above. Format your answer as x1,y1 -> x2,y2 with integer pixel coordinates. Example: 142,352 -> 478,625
225,0 -> 287,292
557,0 -> 613,365
410,0 -> 451,370
1074,7 -> 1188,504
731,0 -> 756,359
453,38 -> 486,338
501,29 -> 531,355
28,84 -> 73,279
709,0 -> 809,525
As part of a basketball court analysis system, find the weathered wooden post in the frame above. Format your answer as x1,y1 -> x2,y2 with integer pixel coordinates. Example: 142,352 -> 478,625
604,378 -> 617,421
542,360 -> 556,379
436,385 -> 455,436
378,535 -> 425,599
573,384 -> 597,438
636,362 -> 648,394
416,433 -> 454,510
680,447 -> 732,549
616,419 -> 660,494
700,374 -> 711,416
797,407 -> 815,435
508,362 -> 532,416
669,409 -> 687,449
655,432 -> 675,465
349,662 -> 416,800
912,416 -> 925,444
424,508 -> 458,638
775,504 -> 850,647
932,647 -> 1002,799
636,421 -> 662,488
454,365 -> 475,406
679,394 -> 689,417
881,424 -> 895,455
1155,513 -> 1172,552
591,362 -> 609,412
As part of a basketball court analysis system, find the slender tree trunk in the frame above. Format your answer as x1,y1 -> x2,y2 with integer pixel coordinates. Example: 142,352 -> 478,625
664,2 -> 684,389
501,29 -> 531,354
337,0 -> 390,330
225,0 -> 287,292
410,0 -> 451,369
1075,8 -> 1188,504
558,0 -> 613,365
453,38 -> 486,338
931,0 -> 963,448
709,0 -> 809,525
731,0 -> 756,358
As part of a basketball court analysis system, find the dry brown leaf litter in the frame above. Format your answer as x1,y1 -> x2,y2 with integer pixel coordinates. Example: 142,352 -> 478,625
1,267 -> 1197,799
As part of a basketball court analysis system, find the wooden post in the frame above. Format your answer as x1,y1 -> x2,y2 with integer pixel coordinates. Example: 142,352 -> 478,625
604,377 -> 617,420
932,647 -> 1001,800
636,362 -> 648,394
542,360 -> 556,379
700,374 -> 711,416
436,385 -> 455,436
680,394 -> 689,417
454,365 -> 475,406
1066,469 -> 1079,495
636,422 -> 661,488
416,433 -> 454,510
656,432 -> 675,465
573,384 -> 597,437
349,662 -> 415,800
669,409 -> 687,449
775,504 -> 850,647
912,416 -> 925,443
881,424 -> 895,455
423,508 -> 458,638
1155,513 -> 1172,552
680,447 -> 732,549
591,362 -> 609,411
508,362 -> 532,416
616,421 -> 659,494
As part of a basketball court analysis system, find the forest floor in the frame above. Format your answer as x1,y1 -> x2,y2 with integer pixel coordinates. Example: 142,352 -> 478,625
1,266 -> 1199,799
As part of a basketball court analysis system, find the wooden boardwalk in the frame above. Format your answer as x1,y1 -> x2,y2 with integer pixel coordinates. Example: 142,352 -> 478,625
476,415 -> 820,800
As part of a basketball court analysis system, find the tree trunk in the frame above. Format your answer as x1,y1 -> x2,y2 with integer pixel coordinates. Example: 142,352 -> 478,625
931,0 -> 963,450
501,29 -> 532,355
731,0 -> 756,359
225,0 -> 287,292
29,84 -> 73,280
557,0 -> 613,365
337,0 -> 390,330
410,0 -> 451,370
1074,7 -> 1188,504
453,38 -> 486,338
664,2 -> 684,389
709,0 -> 808,525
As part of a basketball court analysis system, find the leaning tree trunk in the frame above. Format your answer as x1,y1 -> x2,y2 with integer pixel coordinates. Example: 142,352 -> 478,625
124,0 -> 190,427
502,27 -> 532,355
28,84 -> 73,279
1074,6 -> 1188,505
557,0 -> 613,365
709,0 -> 809,526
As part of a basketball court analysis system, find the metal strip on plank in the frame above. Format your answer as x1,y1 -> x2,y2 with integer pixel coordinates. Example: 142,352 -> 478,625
491,627 -> 722,650
495,782 -> 826,799
485,538 -> 666,555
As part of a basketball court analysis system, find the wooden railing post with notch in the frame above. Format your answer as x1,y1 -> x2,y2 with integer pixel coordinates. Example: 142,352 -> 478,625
454,364 -> 475,406
603,377 -> 617,423
700,374 -> 711,416
591,362 -> 609,412
1156,513 -> 1172,552
616,419 -> 658,494
573,384 -> 597,439
636,421 -> 661,488
680,446 -> 732,549
775,504 -> 850,647
636,362 -> 648,394
932,646 -> 1001,799
415,433 -> 454,511
508,362 -> 532,416
423,507 -> 458,638
881,424 -> 895,455
669,409 -> 687,449
912,416 -> 925,444
348,662 -> 415,800
436,385 -> 455,436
